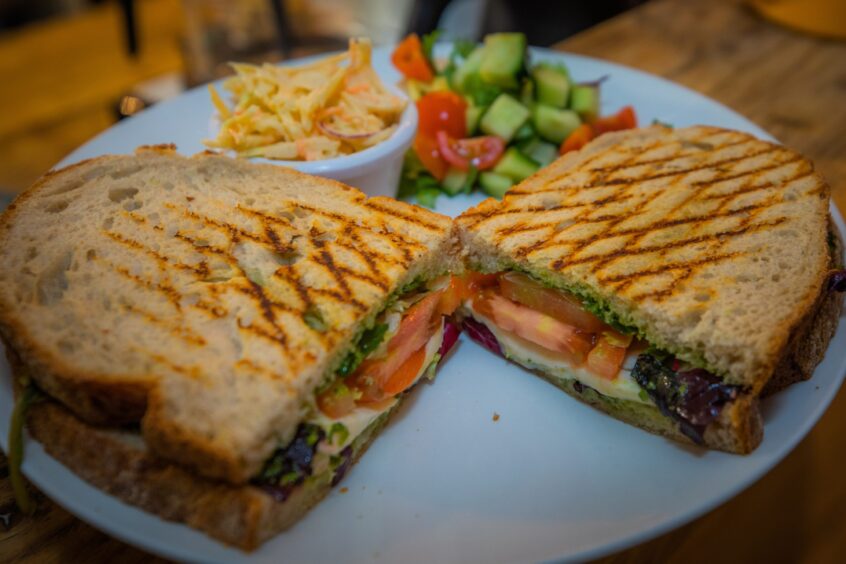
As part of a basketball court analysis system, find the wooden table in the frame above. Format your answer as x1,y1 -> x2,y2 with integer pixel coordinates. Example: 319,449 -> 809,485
1,0 -> 845,561
0,0 -> 183,195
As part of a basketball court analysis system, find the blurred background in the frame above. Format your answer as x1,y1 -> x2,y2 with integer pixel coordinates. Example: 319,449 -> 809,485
0,0 -> 646,201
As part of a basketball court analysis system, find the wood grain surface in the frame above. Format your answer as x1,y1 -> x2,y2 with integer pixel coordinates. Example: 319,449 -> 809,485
1,0 -> 845,561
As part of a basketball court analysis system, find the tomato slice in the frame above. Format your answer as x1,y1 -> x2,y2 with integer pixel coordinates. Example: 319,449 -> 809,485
391,34 -> 434,82
473,290 -> 593,364
436,275 -> 465,317
416,91 -> 467,139
381,346 -> 428,396
316,380 -> 357,418
498,272 -> 607,333
436,131 -> 505,171
413,135 -> 448,181
560,123 -> 595,155
464,272 -> 499,293
349,292 -> 441,401
592,105 -> 638,135
586,333 -> 628,379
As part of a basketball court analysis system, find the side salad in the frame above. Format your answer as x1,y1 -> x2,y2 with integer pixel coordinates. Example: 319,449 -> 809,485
391,32 -> 638,206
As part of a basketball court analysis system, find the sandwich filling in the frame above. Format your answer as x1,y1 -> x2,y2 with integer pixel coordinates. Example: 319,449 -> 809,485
459,270 -> 742,444
253,275 -> 465,499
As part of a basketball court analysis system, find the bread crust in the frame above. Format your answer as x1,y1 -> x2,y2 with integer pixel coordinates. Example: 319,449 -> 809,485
19,364 -> 398,552
763,220 -> 844,395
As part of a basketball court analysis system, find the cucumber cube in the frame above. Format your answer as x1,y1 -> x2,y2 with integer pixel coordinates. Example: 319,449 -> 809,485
480,94 -> 530,142
480,33 -> 526,89
533,65 -> 571,108
492,147 -> 539,182
479,172 -> 514,199
532,104 -> 581,144
570,85 -> 600,121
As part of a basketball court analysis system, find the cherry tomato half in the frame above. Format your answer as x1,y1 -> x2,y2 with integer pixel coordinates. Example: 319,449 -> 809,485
436,131 -> 505,171
413,135 -> 449,180
560,123 -> 595,155
416,91 -> 467,139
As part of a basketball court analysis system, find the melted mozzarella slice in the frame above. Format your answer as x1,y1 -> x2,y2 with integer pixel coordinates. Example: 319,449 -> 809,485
469,305 -> 649,404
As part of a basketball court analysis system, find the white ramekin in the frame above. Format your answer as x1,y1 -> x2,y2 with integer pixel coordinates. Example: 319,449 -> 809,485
265,86 -> 417,198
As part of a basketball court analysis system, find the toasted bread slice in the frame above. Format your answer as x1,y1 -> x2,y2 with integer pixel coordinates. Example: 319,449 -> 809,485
457,126 -> 832,393
0,146 -> 456,484
24,391 -> 396,551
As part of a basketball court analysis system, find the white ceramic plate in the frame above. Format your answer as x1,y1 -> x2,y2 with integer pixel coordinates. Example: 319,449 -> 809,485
1,45 -> 844,564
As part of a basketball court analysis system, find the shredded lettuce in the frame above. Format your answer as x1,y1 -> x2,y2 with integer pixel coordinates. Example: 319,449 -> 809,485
336,323 -> 389,377
420,30 -> 441,70
424,353 -> 442,381
462,73 -> 503,106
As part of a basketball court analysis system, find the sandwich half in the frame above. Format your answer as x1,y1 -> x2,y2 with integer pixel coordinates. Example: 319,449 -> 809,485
456,125 -> 844,453
0,146 -> 463,549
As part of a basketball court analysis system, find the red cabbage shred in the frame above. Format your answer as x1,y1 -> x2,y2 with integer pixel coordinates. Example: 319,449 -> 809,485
462,317 -> 503,356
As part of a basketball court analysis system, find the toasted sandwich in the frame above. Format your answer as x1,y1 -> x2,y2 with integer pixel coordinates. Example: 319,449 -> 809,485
0,146 -> 463,549
456,125 -> 844,453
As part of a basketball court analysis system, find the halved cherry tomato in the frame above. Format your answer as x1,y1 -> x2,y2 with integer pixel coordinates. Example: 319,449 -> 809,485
586,333 -> 628,379
317,380 -> 357,418
413,135 -> 448,180
436,131 -> 505,171
592,105 -> 638,135
472,290 -> 593,364
416,91 -> 467,139
498,271 -> 607,333
381,346 -> 428,396
560,123 -> 595,155
391,34 -> 434,82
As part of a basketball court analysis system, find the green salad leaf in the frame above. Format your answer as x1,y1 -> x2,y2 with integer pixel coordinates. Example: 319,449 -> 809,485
336,323 -> 389,377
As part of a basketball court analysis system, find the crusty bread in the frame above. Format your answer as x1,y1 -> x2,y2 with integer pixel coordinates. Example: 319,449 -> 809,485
533,371 -> 763,454
457,126 -> 831,393
763,218 -> 844,396
23,389 -> 397,551
0,146 -> 457,485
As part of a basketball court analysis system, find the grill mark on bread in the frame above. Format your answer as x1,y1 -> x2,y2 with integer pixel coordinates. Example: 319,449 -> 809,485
244,279 -> 289,346
583,145 -> 778,190
104,230 -> 209,276
586,138 -> 752,174
498,134 -> 792,301
310,229 -> 366,311
475,193 -> 634,233
293,202 -> 427,262
363,199 -> 443,231
120,206 -> 302,351
98,258 -> 184,310
122,303 -> 207,346
145,352 -> 203,380
599,253 -> 739,288
690,153 -> 804,187
514,145 -> 780,197
702,169 -> 814,202
557,218 -> 786,267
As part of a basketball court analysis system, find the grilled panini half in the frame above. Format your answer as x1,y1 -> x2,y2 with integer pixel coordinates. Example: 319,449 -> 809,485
456,125 -> 840,453
0,146 -> 458,491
